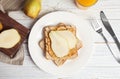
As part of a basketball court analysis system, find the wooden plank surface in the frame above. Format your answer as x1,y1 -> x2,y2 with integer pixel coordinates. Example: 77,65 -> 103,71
0,0 -> 120,79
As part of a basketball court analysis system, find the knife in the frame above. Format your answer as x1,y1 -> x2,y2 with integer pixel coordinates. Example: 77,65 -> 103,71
100,11 -> 120,52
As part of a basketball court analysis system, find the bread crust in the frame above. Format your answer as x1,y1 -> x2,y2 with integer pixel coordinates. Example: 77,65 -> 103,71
40,23 -> 82,66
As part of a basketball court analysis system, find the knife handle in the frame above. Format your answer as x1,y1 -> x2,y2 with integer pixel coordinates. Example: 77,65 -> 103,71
113,35 -> 120,51
100,33 -> 120,63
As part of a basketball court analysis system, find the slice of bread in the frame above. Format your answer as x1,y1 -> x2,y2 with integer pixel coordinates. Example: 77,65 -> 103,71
40,23 -> 82,66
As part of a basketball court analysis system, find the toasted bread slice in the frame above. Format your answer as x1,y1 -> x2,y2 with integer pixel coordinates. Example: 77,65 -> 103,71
40,23 -> 82,66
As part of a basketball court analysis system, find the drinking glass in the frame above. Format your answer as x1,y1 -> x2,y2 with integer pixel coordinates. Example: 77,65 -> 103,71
75,0 -> 98,9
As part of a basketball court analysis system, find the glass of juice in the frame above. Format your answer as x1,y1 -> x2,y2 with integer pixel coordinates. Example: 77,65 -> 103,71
75,0 -> 98,9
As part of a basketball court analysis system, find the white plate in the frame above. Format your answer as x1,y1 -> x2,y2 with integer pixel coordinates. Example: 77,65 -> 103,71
28,11 -> 94,76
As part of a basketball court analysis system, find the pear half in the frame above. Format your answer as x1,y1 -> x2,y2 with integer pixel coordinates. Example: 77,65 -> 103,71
0,29 -> 21,49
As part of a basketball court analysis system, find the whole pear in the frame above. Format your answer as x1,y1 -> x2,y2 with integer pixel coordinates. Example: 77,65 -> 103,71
0,22 -> 3,31
23,0 -> 41,19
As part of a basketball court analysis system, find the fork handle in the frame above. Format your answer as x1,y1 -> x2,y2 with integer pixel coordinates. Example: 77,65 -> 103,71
100,33 -> 120,63
100,33 -> 108,43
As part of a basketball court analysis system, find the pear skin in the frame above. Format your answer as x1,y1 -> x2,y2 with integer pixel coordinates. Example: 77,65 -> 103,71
0,22 -> 3,31
23,0 -> 41,19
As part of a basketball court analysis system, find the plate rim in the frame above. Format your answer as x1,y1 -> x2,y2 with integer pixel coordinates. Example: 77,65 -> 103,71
28,11 -> 94,76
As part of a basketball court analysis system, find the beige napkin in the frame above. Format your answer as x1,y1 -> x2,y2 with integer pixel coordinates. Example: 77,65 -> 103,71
0,0 -> 25,12
0,46 -> 24,65
0,0 -> 25,65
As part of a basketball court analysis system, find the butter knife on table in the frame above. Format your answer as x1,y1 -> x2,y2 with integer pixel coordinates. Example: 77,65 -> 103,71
100,11 -> 120,62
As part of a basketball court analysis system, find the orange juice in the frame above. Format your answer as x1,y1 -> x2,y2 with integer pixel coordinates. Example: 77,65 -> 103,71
75,0 -> 98,9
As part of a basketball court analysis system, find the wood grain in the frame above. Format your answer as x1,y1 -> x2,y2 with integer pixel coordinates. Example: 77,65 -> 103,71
0,11 -> 29,58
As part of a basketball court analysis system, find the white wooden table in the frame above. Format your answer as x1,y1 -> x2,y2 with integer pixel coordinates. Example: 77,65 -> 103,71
0,0 -> 120,79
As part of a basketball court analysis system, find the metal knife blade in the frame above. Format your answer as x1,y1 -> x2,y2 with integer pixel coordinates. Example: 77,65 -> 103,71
100,11 -> 115,36
100,11 -> 120,51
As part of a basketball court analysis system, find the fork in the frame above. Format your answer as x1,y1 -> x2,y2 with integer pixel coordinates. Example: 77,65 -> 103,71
90,19 -> 120,63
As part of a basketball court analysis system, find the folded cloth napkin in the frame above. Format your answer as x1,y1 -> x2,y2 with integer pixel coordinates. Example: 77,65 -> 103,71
0,0 -> 25,65
0,0 -> 25,12
0,46 -> 24,65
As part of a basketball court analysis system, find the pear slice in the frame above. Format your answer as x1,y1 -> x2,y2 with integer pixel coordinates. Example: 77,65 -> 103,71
0,29 -> 21,49
49,30 -> 77,57
56,30 -> 77,49
49,31 -> 69,57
